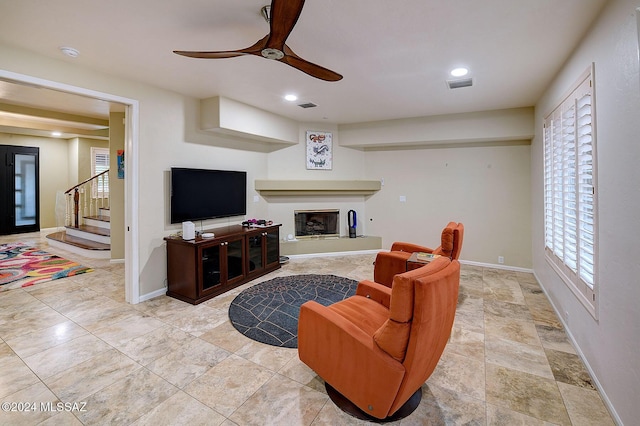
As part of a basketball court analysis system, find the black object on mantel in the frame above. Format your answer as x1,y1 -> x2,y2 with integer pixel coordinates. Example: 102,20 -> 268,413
348,210 -> 357,238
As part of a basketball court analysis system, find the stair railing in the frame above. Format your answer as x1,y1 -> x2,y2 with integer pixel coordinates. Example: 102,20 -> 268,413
64,170 -> 109,228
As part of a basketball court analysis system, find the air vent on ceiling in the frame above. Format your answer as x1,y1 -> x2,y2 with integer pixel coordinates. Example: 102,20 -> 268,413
298,102 -> 317,108
447,78 -> 473,89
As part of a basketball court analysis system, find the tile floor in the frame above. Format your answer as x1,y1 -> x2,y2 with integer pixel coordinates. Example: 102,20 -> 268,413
0,231 -> 615,425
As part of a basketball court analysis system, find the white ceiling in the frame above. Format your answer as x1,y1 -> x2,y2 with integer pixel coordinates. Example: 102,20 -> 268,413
0,79 -> 117,139
0,0 -> 607,133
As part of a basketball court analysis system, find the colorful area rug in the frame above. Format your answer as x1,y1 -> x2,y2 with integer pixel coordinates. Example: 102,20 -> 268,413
0,242 -> 93,290
228,274 -> 358,348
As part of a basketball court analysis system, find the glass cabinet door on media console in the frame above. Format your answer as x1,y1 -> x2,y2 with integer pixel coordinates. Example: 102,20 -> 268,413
165,224 -> 281,304
247,227 -> 280,277
200,236 -> 245,296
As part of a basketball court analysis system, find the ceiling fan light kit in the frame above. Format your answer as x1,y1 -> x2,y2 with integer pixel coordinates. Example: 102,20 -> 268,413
261,5 -> 271,23
261,48 -> 284,60
174,0 -> 342,82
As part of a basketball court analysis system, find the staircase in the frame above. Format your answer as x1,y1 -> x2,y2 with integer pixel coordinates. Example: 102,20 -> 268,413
46,171 -> 111,259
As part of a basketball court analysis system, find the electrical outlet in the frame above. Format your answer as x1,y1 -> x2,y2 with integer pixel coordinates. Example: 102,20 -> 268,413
399,195 -> 406,202
498,256 -> 504,264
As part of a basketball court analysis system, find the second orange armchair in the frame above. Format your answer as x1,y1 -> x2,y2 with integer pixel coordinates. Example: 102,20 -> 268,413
373,221 -> 464,287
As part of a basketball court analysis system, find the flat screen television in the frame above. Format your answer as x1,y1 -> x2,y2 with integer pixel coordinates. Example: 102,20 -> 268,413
170,167 -> 247,224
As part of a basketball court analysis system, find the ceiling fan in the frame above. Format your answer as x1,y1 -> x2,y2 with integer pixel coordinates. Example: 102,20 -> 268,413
174,0 -> 343,82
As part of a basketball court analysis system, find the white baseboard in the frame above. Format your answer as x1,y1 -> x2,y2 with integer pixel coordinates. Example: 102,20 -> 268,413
286,249 -> 381,259
139,287 -> 167,303
459,259 -> 533,273
288,252 -> 533,273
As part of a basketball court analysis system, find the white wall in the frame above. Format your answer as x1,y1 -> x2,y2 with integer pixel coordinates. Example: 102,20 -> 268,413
137,95 -> 269,296
76,137 -> 108,182
365,144 -> 532,268
67,137 -> 78,185
109,112 -> 125,260
532,0 -> 640,423
339,107 -> 534,148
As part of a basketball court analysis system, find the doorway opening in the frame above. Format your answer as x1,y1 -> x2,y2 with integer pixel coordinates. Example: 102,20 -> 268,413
0,69 -> 140,303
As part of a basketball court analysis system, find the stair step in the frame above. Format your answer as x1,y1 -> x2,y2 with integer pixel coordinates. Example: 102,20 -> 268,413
84,216 -> 111,230
84,215 -> 110,223
46,231 -> 110,251
67,224 -> 110,237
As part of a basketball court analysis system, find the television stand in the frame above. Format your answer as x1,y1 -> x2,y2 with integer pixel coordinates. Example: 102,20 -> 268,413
164,224 -> 281,304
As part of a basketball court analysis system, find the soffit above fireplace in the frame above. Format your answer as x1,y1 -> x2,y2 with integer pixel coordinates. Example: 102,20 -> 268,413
254,180 -> 381,196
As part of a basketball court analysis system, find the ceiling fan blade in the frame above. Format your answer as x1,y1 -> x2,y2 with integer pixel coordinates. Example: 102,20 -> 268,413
281,44 -> 343,82
174,35 -> 268,59
266,0 -> 305,49
174,50 -> 244,59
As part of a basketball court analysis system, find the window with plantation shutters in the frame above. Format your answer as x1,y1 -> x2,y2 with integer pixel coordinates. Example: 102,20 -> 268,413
543,65 -> 597,317
91,147 -> 109,197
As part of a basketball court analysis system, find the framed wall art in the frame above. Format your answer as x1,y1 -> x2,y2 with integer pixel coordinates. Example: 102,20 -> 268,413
117,149 -> 125,179
306,130 -> 332,170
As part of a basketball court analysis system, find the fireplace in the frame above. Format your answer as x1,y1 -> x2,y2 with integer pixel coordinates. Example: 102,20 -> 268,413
294,209 -> 340,238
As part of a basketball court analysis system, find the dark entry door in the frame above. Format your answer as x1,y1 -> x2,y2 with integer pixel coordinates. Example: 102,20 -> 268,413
0,145 -> 40,235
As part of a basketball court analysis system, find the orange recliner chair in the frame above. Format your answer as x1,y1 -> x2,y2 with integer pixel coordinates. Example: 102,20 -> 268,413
298,257 -> 461,420
373,221 -> 464,287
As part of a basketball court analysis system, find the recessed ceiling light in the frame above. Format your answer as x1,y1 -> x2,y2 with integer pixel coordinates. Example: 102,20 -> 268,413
60,47 -> 80,58
284,94 -> 298,102
51,131 -> 62,137
450,67 -> 469,77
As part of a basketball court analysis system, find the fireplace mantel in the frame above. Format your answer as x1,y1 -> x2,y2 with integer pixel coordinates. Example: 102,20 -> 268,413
254,180 -> 381,196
